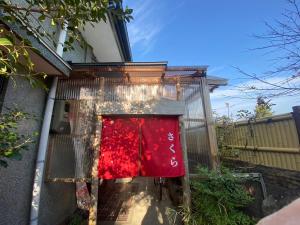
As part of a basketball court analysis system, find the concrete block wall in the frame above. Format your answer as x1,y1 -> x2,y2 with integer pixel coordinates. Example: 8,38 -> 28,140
0,77 -> 77,225
0,77 -> 46,225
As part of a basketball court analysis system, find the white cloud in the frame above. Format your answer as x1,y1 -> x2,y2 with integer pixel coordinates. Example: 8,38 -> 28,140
211,75 -> 300,117
125,0 -> 184,56
208,66 -> 226,74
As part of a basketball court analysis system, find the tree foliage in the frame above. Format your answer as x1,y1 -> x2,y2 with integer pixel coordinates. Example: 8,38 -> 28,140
236,96 -> 274,120
0,107 -> 38,168
0,27 -> 48,88
254,96 -> 274,119
0,0 -> 133,83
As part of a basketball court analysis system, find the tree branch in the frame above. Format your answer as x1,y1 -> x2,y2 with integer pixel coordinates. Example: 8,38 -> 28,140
0,4 -> 57,13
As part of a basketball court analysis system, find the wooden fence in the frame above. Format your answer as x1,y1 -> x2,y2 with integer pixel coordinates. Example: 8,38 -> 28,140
217,107 -> 300,171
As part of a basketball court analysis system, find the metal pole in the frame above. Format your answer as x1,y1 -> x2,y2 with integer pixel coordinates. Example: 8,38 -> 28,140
30,22 -> 68,225
292,106 -> 300,144
225,102 -> 229,118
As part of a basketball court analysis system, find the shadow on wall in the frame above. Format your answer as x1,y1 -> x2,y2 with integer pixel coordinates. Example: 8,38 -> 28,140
38,182 -> 77,225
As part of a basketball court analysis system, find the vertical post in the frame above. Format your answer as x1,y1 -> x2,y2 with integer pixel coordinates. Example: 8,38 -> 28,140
176,79 -> 191,211
89,77 -> 104,225
88,115 -> 102,225
200,77 -> 219,170
292,106 -> 300,144
30,22 -> 68,225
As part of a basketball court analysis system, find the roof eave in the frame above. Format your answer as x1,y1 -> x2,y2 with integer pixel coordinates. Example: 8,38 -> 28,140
108,3 -> 132,62
0,14 -> 71,77
207,75 -> 228,92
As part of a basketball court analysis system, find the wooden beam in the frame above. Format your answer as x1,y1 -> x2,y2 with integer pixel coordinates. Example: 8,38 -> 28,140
179,119 -> 191,207
167,66 -> 208,72
200,77 -> 220,170
96,98 -> 185,115
226,145 -> 300,153
176,79 -> 191,215
72,64 -> 166,73
88,116 -> 102,225
46,178 -> 92,183
183,118 -> 206,123
89,77 -> 104,225
63,74 -> 204,84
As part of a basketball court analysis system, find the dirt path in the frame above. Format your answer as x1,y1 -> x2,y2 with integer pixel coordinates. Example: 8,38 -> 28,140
98,177 -> 181,225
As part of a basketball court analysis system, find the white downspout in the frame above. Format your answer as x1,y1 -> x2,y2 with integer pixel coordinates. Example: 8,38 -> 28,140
30,22 -> 68,225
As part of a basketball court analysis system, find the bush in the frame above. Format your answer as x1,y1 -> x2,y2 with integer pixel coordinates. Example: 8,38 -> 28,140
0,107 -> 37,168
181,167 -> 256,225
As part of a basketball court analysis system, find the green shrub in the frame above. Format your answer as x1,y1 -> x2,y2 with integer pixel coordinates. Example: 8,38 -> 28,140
0,107 -> 37,168
182,167 -> 256,225
68,214 -> 84,225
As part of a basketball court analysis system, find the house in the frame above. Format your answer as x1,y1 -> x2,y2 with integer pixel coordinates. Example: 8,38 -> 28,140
0,2 -> 131,225
49,63 -> 227,225
0,2 -> 227,225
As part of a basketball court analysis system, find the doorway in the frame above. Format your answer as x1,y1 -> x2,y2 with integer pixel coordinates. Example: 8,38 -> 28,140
98,116 -> 185,179
97,116 -> 184,225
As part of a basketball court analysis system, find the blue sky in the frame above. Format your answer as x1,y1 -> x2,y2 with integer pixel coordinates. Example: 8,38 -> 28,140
124,0 -> 299,117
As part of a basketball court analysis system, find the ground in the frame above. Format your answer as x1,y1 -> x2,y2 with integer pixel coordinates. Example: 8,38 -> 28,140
97,177 -> 181,225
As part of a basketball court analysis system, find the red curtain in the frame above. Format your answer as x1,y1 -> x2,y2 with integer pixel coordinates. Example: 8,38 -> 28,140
98,117 -> 140,179
141,117 -> 185,177
98,116 -> 185,179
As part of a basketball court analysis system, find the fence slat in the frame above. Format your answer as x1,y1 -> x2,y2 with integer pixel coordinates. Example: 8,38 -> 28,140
218,113 -> 300,171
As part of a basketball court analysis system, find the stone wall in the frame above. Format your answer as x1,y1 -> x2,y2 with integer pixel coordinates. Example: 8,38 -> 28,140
223,159 -> 300,216
0,77 -> 77,225
0,78 -> 46,225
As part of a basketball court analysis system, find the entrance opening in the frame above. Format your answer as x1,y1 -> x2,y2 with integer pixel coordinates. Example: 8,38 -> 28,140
97,116 -> 184,225
98,116 -> 185,179
97,177 -> 182,225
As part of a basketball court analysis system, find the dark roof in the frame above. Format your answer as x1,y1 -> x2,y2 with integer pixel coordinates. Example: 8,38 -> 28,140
109,2 -> 132,61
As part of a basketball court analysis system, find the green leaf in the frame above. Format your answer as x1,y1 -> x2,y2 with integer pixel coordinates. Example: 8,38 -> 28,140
0,66 -> 7,74
69,36 -> 74,44
2,16 -> 13,22
38,14 -> 46,21
51,19 -> 56,26
23,38 -> 32,46
0,38 -> 13,46
4,150 -> 14,157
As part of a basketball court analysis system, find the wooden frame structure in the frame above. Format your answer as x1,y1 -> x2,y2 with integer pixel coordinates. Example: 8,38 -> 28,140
44,62 -> 227,225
